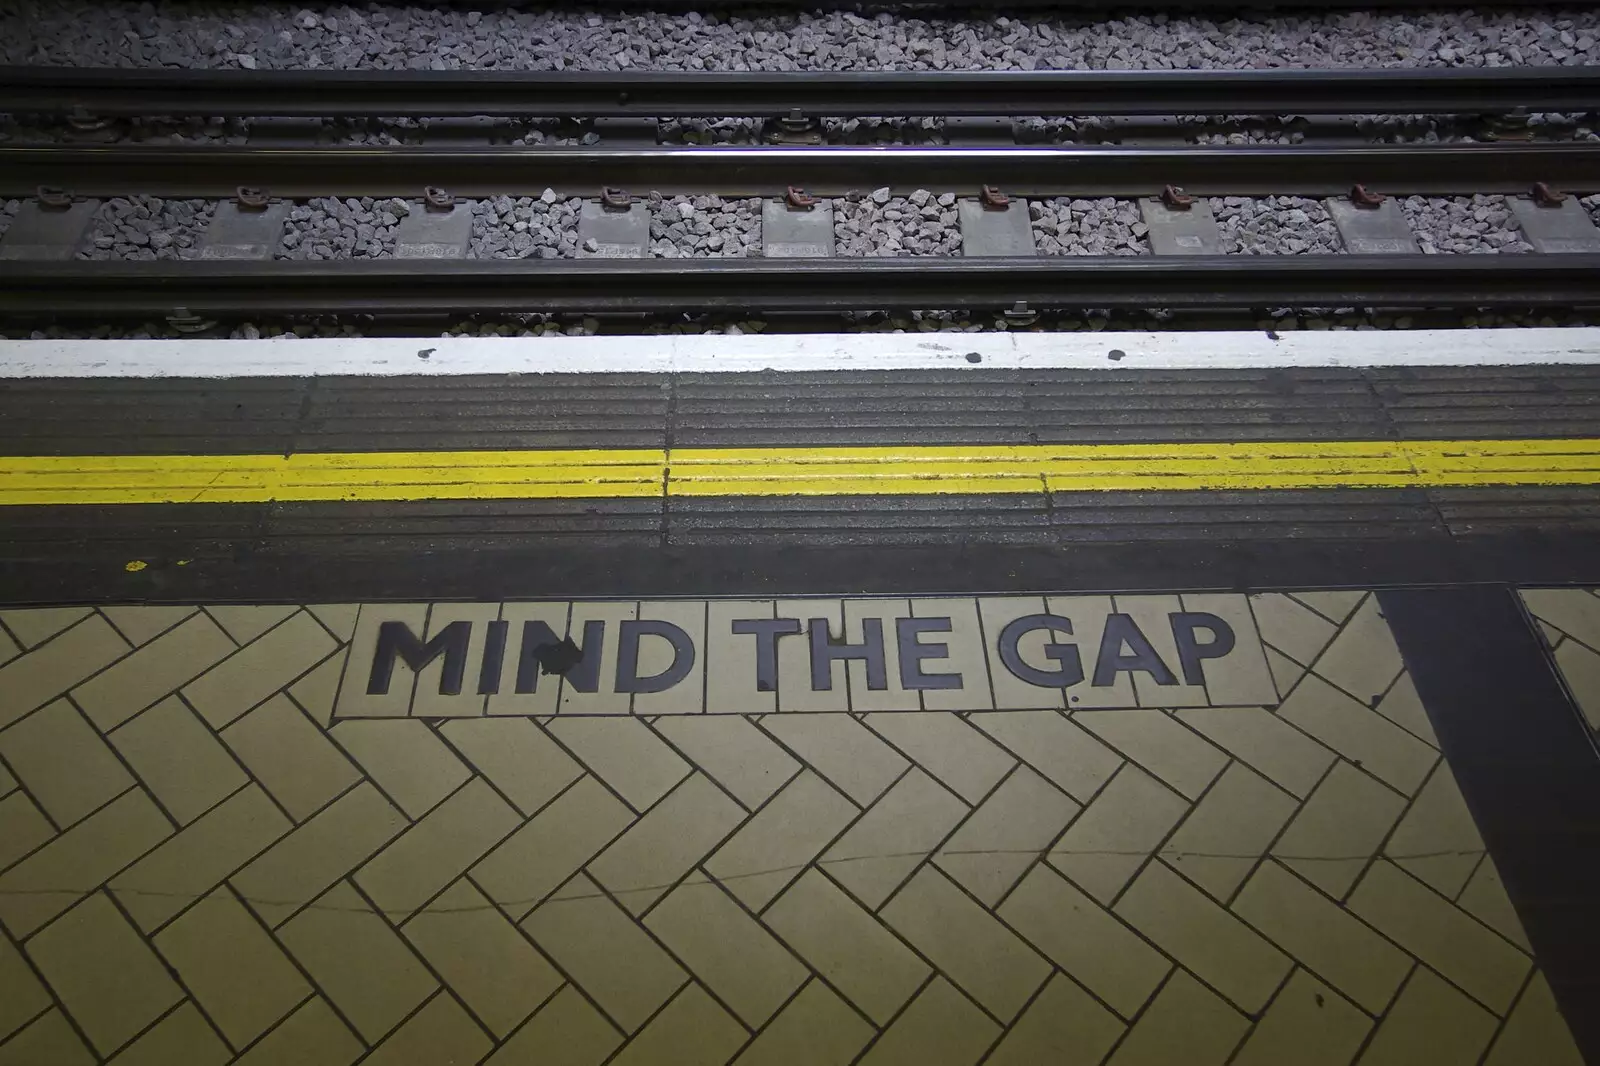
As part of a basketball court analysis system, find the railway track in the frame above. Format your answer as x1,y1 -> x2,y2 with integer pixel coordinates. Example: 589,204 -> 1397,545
5,66 -> 1600,322
6,65 -> 1599,118
6,255 -> 1597,318
6,143 -> 1597,200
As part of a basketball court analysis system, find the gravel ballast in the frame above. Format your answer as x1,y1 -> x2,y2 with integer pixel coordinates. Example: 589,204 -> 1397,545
5,6 -> 1600,71
836,190 -> 961,257
279,196 -> 399,259
1399,194 -> 1535,252
471,193 -> 580,259
649,195 -> 762,258
1212,196 -> 1343,254
1031,198 -> 1149,256
81,196 -> 215,260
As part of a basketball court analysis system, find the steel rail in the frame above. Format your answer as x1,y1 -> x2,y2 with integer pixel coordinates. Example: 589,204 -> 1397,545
5,142 -> 1600,199
4,256 -> 1597,317
4,65 -> 1599,119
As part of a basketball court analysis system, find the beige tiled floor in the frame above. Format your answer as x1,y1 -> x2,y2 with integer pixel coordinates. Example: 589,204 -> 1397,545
1522,586 -> 1600,742
0,594 -> 1584,1065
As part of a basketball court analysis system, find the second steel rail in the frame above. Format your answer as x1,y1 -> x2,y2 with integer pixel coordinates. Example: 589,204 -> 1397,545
4,256 -> 1598,317
3,143 -> 1600,199
4,65 -> 1600,118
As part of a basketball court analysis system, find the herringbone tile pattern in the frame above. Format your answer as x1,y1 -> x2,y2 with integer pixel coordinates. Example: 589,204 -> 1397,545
1522,587 -> 1600,741
0,595 -> 1582,1065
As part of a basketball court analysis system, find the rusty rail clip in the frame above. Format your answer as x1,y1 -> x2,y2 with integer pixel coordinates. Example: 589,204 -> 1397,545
235,186 -> 271,211
600,187 -> 632,211
1160,185 -> 1193,210
423,186 -> 455,212
35,186 -> 72,211
1532,182 -> 1569,207
784,186 -> 817,211
1350,184 -> 1386,208
980,185 -> 1009,210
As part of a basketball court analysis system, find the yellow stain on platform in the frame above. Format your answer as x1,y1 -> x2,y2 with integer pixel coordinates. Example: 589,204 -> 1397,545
2,438 -> 1599,505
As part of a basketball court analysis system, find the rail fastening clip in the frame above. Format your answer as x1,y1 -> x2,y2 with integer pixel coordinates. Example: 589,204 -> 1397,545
1160,185 -> 1193,210
785,186 -> 818,211
235,187 -> 271,211
1350,184 -> 1386,208
1532,182 -> 1569,207
35,186 -> 72,211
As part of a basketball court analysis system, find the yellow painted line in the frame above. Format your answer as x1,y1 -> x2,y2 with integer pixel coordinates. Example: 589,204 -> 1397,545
0,450 -> 666,505
1,439 -> 1598,505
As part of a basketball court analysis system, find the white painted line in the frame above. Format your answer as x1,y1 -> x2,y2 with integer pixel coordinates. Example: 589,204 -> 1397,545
2,328 -> 1599,379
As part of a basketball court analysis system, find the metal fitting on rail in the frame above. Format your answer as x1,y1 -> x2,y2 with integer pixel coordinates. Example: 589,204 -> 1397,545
1003,301 -> 1038,326
35,185 -> 73,211
600,187 -> 633,211
235,186 -> 271,211
1532,182 -> 1569,207
980,186 -> 1010,210
165,308 -> 216,335
1160,185 -> 1193,210
784,186 -> 817,211
771,108 -> 822,145
423,186 -> 455,212
65,106 -> 111,133
1481,108 -> 1533,142
1350,184 -> 1386,208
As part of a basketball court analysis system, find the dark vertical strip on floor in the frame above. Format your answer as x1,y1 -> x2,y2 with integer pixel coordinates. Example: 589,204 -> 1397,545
1379,586 -> 1600,1063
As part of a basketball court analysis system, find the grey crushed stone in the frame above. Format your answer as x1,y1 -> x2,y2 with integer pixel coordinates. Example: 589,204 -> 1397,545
314,118 -> 572,146
1015,114 -> 1594,146
829,118 -> 944,145
79,196 -> 215,259
1030,198 -> 1148,255
662,117 -> 944,146
0,116 -> 251,145
470,193 -> 580,259
0,321 -> 367,339
836,190 -> 961,257
660,118 -> 764,145
1399,194 -> 1534,253
649,196 -> 761,258
1193,129 -> 1305,145
0,198 -> 18,241
444,317 -> 598,337
1018,117 -> 1109,144
1356,112 -> 1597,143
1211,196 -> 1343,254
279,196 -> 400,259
0,115 -> 567,147
1182,113 -> 1599,144
7,6 -> 1600,71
